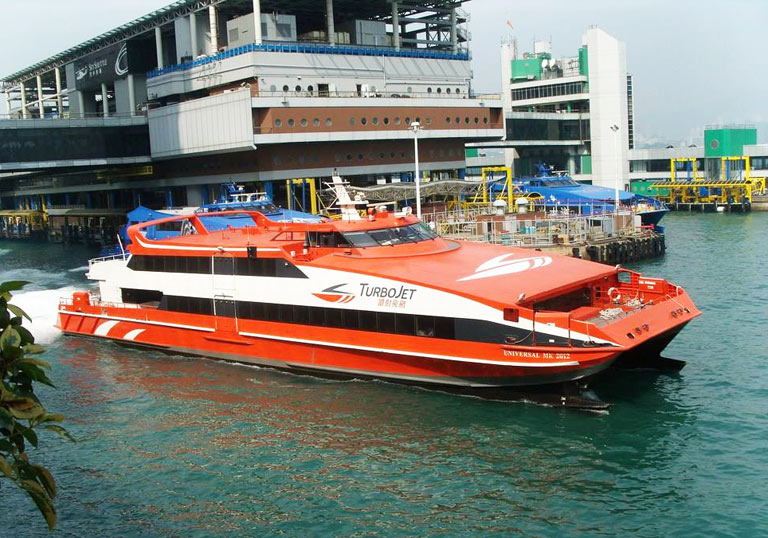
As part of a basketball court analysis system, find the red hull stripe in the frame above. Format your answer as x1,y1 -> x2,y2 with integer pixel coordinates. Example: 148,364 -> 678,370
59,309 -> 215,333
237,330 -> 581,367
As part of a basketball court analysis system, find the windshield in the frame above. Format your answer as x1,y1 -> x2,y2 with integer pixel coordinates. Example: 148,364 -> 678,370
540,178 -> 579,187
342,223 -> 437,248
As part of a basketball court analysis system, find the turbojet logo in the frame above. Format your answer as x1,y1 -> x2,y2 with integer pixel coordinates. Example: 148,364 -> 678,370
313,284 -> 356,304
313,283 -> 418,308
458,253 -> 552,282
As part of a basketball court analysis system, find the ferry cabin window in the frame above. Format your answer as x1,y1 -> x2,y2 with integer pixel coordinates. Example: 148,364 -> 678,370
343,231 -> 379,248
122,288 -> 162,304
341,224 -> 437,248
161,294 -> 547,344
128,255 -> 306,278
306,232 -> 351,248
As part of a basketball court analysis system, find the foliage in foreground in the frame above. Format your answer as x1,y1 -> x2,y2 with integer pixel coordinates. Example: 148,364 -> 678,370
0,281 -> 72,530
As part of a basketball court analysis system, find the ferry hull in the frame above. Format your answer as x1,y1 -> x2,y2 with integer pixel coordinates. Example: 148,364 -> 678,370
56,306 -> 620,389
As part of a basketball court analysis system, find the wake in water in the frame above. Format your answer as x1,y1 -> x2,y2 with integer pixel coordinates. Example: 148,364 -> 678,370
68,265 -> 89,273
0,249 -> 9,257
1,268 -> 77,290
9,287 -> 79,344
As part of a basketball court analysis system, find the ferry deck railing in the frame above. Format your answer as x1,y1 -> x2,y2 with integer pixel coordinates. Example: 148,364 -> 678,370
88,253 -> 129,266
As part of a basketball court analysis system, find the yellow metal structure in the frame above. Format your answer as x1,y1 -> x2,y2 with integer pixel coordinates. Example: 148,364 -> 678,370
670,157 -> 704,183
467,166 -> 515,211
653,155 -> 765,204
285,178 -> 318,214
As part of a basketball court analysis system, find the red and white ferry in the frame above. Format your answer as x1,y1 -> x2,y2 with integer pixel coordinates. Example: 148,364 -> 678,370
57,175 -> 699,405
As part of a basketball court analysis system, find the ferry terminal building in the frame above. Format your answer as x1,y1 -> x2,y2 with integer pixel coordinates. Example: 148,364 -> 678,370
0,0 -> 503,217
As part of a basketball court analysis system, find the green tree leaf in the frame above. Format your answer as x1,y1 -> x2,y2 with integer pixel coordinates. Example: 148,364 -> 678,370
0,281 -> 30,294
20,479 -> 57,531
42,425 -> 75,443
5,399 -> 45,420
19,425 -> 38,448
21,345 -> 46,356
0,326 -> 21,352
29,465 -> 56,499
0,455 -> 13,478
15,326 -> 35,346
7,304 -> 31,323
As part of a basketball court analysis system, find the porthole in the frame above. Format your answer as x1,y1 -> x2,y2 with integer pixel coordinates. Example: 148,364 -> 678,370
326,118 -> 332,126
379,152 -> 386,159
361,117 -> 368,125
350,117 -> 356,126
358,153 -> 364,160
383,117 -> 390,125
273,155 -> 282,165
427,87 -> 432,93
372,117 -> 379,125
446,88 -> 451,94
313,118 -> 320,126
368,152 -> 375,160
400,151 -> 406,158
346,153 -> 352,160
415,117 -> 421,124
390,151 -> 396,158
465,117 -> 470,124
456,88 -> 461,94
270,84 -> 276,92
307,85 -> 314,92
334,153 -> 342,162
300,118 -> 307,127
483,117 -> 488,124
426,118 -> 432,125
455,117 -> 460,124
288,118 -> 295,127
437,87 -> 442,94
282,85 -> 289,92
395,117 -> 401,125
295,85 -> 301,92
274,118 -> 282,128
407,86 -> 412,93
405,116 -> 410,125
474,117 -> 479,124
445,116 -> 451,124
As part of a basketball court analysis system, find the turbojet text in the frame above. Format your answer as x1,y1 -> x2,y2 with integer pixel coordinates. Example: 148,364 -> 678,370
359,283 -> 417,300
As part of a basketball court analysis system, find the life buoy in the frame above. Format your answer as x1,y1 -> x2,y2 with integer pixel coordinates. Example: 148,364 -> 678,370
607,287 -> 621,303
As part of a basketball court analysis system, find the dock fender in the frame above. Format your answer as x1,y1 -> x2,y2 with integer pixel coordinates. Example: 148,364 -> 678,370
572,247 -> 582,259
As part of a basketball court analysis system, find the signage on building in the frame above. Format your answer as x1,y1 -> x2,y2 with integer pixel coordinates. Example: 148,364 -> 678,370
96,166 -> 154,180
73,41 -> 154,90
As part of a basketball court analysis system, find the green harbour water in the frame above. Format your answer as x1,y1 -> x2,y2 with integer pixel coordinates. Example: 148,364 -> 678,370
0,212 -> 766,537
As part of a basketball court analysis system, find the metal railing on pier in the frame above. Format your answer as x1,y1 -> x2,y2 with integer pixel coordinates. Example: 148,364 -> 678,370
421,209 -> 643,248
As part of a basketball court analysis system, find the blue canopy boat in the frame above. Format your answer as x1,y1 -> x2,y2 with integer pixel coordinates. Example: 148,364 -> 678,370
494,164 -> 668,228
99,183 -> 322,256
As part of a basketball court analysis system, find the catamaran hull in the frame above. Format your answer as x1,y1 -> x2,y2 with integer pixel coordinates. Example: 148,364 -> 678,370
56,307 -> 621,388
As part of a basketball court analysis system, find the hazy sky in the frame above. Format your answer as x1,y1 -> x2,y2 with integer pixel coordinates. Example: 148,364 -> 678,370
1,0 -> 766,143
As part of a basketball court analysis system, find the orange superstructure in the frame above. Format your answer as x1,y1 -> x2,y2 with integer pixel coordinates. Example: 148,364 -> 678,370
57,193 -> 700,406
